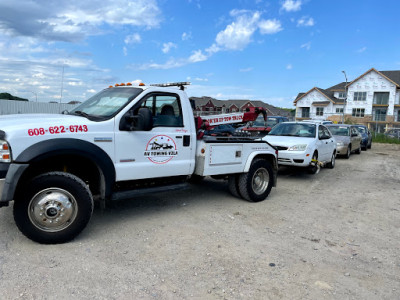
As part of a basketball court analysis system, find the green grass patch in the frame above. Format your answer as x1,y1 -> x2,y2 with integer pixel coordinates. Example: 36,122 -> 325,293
372,133 -> 400,144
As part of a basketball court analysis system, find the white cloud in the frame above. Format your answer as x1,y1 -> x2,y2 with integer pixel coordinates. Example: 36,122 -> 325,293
124,33 -> 141,44
182,32 -> 192,41
87,89 -> 96,93
259,19 -> 283,34
0,0 -> 161,42
286,64 -> 293,70
188,50 -> 208,62
240,67 -> 253,72
123,46 -> 128,56
215,11 -> 261,51
297,17 -> 315,27
356,47 -> 367,53
281,0 -> 302,12
131,79 -> 143,85
301,41 -> 311,50
162,42 -> 177,54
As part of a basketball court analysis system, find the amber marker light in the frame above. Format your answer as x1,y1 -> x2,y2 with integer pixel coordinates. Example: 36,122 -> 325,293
127,83 -> 132,86
139,82 -> 145,86
2,143 -> 9,150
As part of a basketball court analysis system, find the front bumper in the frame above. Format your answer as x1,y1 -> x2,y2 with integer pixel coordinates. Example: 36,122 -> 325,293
336,145 -> 348,155
277,150 -> 313,167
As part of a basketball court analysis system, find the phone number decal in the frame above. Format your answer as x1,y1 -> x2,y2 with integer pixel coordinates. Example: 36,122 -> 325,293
28,125 -> 88,136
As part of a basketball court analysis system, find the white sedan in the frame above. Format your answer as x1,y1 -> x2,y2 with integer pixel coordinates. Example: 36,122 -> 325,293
262,122 -> 337,174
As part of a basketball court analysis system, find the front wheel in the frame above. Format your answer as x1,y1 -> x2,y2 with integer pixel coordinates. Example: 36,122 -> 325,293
326,152 -> 336,169
308,152 -> 319,174
13,172 -> 94,244
238,159 -> 273,202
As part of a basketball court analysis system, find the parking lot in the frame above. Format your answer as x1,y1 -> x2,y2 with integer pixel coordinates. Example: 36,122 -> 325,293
0,143 -> 399,299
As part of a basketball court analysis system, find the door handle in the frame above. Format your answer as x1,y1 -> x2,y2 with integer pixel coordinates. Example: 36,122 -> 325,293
183,135 -> 190,147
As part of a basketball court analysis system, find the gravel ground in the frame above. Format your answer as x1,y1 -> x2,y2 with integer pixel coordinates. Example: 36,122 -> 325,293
0,143 -> 399,300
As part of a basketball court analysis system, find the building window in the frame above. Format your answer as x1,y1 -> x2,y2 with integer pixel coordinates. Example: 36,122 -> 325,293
338,92 -> 346,99
373,108 -> 387,121
301,107 -> 310,118
336,108 -> 343,113
316,107 -> 324,116
373,92 -> 389,105
353,92 -> 367,101
352,108 -> 365,117
396,110 -> 400,122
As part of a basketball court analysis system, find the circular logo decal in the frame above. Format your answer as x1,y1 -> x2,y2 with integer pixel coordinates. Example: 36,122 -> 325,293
144,135 -> 178,164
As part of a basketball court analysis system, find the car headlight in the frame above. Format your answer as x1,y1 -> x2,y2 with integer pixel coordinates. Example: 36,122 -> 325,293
337,141 -> 344,146
0,140 -> 11,163
288,144 -> 307,151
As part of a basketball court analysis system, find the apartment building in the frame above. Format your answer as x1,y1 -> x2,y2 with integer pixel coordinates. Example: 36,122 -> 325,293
294,68 -> 400,132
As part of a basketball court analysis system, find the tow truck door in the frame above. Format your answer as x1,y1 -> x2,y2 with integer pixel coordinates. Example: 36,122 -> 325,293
114,92 -> 195,181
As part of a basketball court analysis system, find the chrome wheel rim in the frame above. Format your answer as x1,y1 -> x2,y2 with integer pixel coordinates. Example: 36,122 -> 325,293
252,168 -> 269,195
28,188 -> 78,232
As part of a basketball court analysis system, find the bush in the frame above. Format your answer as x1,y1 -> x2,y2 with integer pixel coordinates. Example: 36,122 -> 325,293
372,133 -> 400,144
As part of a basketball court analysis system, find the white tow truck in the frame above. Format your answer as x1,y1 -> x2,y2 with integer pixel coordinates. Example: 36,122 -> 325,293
0,82 -> 278,244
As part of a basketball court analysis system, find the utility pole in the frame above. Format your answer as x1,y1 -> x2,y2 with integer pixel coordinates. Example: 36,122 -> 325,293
31,91 -> 37,102
342,71 -> 348,124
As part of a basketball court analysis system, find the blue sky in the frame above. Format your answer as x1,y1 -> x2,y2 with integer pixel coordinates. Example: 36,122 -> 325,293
1,0 -> 399,108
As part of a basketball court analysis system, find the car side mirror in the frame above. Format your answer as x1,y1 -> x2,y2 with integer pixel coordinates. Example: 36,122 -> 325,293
124,107 -> 153,131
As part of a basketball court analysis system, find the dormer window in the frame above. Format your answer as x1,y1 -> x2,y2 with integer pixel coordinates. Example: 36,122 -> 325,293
338,92 -> 346,99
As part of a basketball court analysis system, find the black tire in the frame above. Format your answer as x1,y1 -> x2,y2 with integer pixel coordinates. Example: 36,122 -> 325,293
355,144 -> 361,154
345,146 -> 351,159
228,174 -> 241,199
308,152 -> 319,174
13,172 -> 94,244
367,142 -> 372,149
238,159 -> 273,202
326,151 -> 336,169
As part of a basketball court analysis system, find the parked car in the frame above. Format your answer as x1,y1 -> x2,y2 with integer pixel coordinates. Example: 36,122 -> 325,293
384,128 -> 400,140
302,119 -> 333,125
240,115 -> 289,137
204,124 -> 237,136
354,125 -> 372,150
266,116 -> 289,128
263,122 -> 336,174
325,124 -> 362,158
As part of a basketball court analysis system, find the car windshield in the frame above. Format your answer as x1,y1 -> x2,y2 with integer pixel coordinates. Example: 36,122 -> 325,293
327,126 -> 350,136
266,117 -> 278,127
356,126 -> 366,133
268,123 -> 316,137
70,87 -> 143,120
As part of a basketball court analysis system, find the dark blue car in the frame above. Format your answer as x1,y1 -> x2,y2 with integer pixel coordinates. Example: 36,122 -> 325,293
355,125 -> 372,150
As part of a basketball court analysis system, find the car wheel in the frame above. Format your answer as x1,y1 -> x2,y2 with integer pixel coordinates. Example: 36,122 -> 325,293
308,152 -> 319,174
355,144 -> 361,154
13,172 -> 94,244
238,159 -> 273,202
228,174 -> 241,199
367,142 -> 372,149
345,146 -> 351,159
326,151 -> 336,169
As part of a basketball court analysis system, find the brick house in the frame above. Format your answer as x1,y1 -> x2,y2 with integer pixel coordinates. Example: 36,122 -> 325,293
191,96 -> 291,118
294,68 -> 400,132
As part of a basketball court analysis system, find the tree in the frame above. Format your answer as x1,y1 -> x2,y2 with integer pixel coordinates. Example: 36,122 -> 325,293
0,92 -> 28,101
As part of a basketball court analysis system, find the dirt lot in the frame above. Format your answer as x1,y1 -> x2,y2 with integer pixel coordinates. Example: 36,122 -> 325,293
0,143 -> 399,299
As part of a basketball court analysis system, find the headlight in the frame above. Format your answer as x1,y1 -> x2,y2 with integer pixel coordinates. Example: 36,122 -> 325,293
288,144 -> 307,151
337,141 -> 344,146
0,140 -> 11,163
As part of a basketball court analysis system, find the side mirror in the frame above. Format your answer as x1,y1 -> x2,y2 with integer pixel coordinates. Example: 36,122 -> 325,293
125,107 -> 153,131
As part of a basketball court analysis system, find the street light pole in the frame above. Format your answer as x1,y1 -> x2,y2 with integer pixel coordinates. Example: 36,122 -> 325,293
31,91 -> 37,102
342,71 -> 348,124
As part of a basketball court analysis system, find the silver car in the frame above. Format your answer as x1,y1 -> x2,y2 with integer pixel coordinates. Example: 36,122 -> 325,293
326,124 -> 362,158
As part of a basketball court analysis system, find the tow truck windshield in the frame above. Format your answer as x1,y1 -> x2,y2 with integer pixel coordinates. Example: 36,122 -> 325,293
70,87 -> 143,120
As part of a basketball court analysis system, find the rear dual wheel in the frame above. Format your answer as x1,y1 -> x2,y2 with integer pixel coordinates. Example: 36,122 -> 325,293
229,159 -> 273,202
